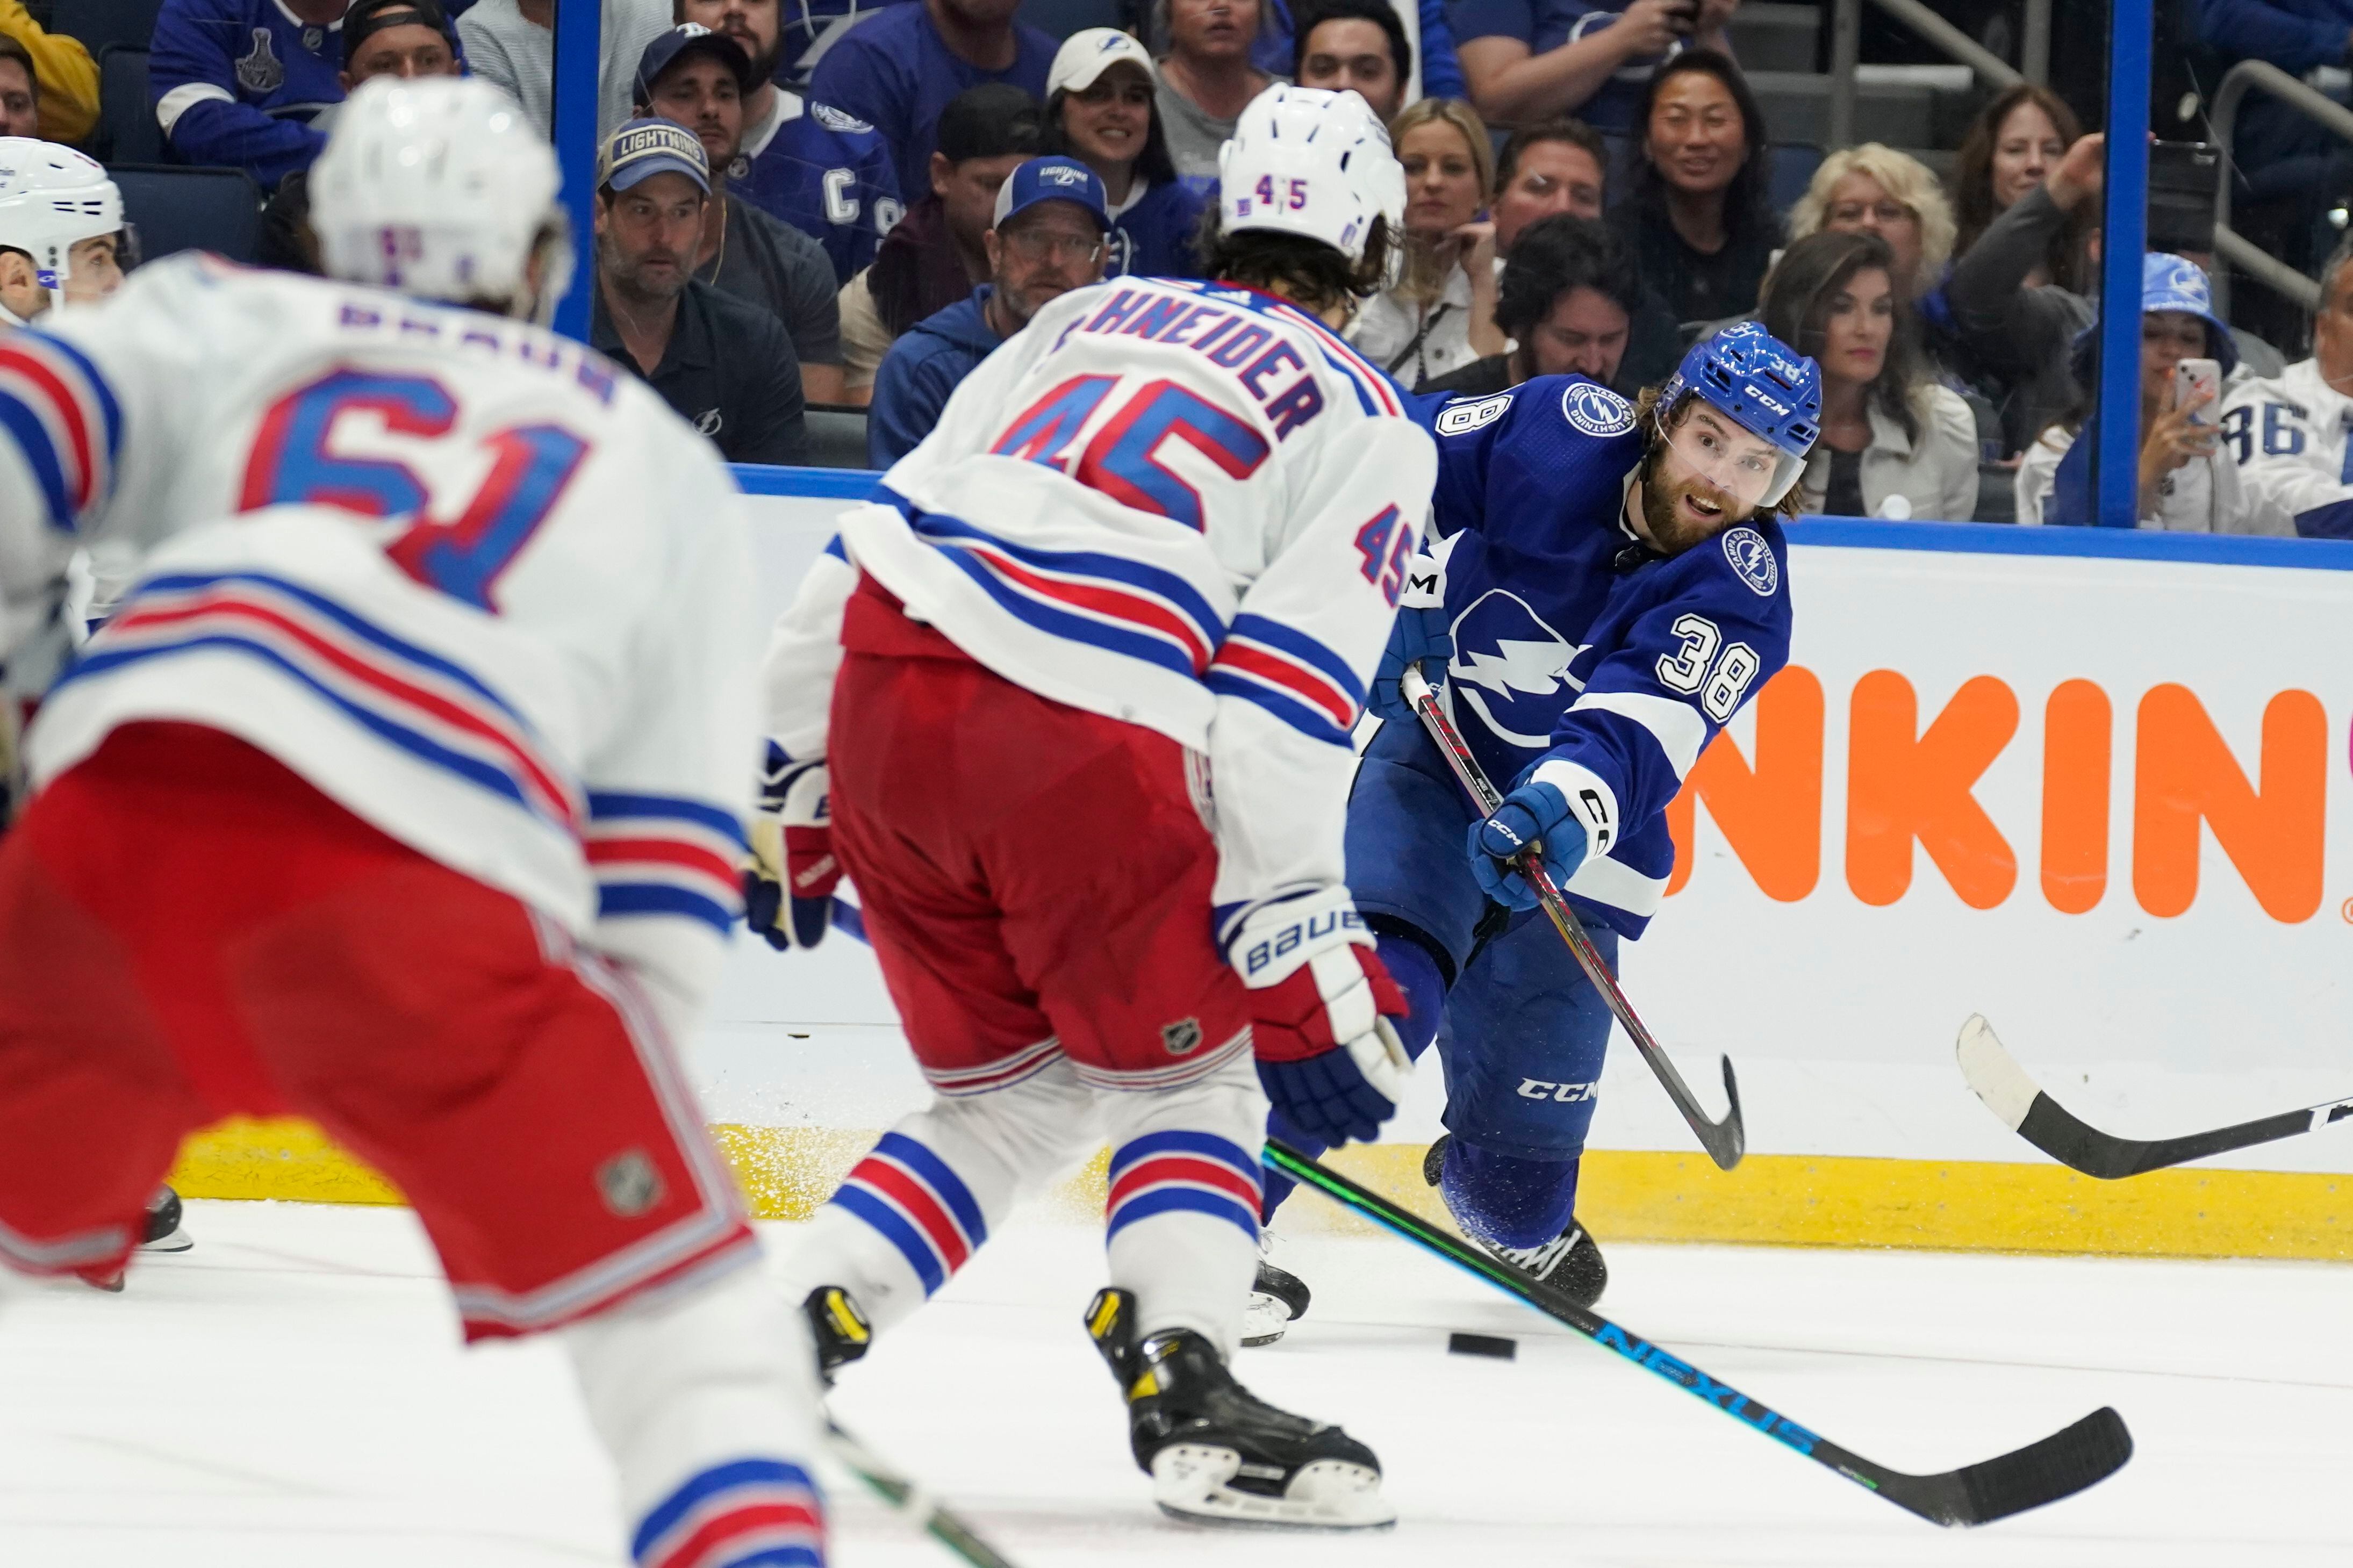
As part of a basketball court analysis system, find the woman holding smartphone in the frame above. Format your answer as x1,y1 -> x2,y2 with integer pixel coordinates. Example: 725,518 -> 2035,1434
2017,254 -> 2289,532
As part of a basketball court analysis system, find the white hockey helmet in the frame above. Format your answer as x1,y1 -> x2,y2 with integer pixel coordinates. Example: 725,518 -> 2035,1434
1216,85 -> 1404,265
310,75 -> 571,322
0,138 -> 125,317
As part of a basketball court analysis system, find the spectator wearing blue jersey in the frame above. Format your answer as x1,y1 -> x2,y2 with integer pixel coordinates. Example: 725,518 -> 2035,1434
868,155 -> 1107,464
1040,29 -> 1209,280
259,0 -> 466,273
151,0 -> 350,188
807,0 -> 1055,203
837,81 -> 1040,403
681,0 -> 903,287
1155,0 -> 1276,178
2196,0 -> 2353,255
1290,0 -> 1409,119
637,24 -> 849,402
1453,0 -> 1735,133
1265,0 -> 1460,104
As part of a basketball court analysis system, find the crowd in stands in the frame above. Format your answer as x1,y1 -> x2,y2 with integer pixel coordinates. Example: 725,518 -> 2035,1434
9,0 -> 2353,531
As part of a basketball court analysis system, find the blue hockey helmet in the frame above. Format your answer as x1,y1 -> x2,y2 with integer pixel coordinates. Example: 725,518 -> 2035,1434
1655,321 -> 1824,509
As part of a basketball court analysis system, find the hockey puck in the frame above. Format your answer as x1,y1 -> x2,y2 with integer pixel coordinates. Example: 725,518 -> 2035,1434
1447,1332 -> 1517,1360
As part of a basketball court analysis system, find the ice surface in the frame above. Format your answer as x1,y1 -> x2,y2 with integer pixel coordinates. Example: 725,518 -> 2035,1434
6,1199 -> 2353,1566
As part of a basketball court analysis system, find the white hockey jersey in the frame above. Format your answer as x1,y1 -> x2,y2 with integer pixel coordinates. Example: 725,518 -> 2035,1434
2220,357 -> 2353,537
0,256 -> 763,1028
764,275 -> 1439,951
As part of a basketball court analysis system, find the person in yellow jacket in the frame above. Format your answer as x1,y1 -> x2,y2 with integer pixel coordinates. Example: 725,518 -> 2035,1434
0,3 -> 96,145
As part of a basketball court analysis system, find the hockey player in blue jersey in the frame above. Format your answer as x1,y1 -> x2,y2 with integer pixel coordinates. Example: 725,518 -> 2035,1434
1247,321 -> 1820,1342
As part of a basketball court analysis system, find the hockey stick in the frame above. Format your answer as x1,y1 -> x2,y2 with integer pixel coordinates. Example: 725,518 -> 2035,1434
1263,1139 -> 2132,1527
824,1416 -> 1022,1568
1958,1015 -> 2353,1179
1398,665 -> 1745,1169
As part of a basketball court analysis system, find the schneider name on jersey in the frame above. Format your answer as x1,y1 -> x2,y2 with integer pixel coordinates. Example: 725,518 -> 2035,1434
1412,375 -> 1792,936
765,272 -> 1438,950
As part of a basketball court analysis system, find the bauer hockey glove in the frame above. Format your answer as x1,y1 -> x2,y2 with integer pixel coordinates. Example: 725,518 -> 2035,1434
1469,776 -> 1594,911
1232,889 -> 1413,1146
744,743 -> 838,950
1367,601 -> 1452,724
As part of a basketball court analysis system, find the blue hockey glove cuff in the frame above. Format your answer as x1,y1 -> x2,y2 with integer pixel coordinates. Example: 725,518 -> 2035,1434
1468,776 -> 1591,910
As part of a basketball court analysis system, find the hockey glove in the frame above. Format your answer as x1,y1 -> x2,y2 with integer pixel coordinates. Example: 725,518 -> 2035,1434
744,743 -> 838,950
1366,601 -> 1452,725
1468,778 -> 1589,911
1233,890 -> 1412,1146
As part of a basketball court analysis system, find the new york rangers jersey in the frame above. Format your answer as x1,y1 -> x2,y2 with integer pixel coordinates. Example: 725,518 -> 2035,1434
2220,357 -> 2353,537
730,91 -> 905,286
0,257 -> 762,1030
1409,377 -> 1793,935
764,274 -> 1438,949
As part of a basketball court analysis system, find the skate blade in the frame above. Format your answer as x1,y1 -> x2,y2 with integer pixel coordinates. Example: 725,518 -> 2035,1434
1239,1293 -> 1293,1348
138,1226 -> 193,1254
1151,1445 -> 1396,1530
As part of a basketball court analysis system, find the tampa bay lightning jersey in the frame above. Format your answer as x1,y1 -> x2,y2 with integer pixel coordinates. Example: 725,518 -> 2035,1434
730,91 -> 905,286
1410,376 -> 1794,936
1105,177 -> 1214,282
150,0 -> 350,188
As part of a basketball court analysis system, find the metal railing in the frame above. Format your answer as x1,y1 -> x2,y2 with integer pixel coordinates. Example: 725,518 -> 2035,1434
2211,59 -> 2342,316
1826,0 -> 2042,151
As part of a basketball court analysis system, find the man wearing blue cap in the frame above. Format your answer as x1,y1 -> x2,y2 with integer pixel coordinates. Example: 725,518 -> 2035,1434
635,24 -> 847,404
866,153 -> 1108,465
591,116 -> 809,465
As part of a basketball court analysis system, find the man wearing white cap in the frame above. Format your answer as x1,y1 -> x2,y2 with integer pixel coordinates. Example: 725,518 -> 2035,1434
1040,28 -> 1212,280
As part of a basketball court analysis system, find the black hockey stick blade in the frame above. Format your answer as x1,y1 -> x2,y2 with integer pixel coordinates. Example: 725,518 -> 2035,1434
1957,1015 -> 2353,1179
1399,666 -> 1745,1169
1264,1140 -> 2132,1527
824,1416 -> 1022,1568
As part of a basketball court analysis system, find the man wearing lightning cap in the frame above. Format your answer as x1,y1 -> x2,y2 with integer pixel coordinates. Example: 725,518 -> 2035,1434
1249,320 -> 1821,1341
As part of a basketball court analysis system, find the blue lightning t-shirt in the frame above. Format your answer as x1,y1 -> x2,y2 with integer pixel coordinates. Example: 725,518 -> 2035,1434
730,91 -> 905,286
1410,376 -> 1793,934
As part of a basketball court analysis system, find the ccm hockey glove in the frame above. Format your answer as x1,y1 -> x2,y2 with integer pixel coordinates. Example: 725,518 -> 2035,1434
1233,889 -> 1412,1146
744,743 -> 838,950
1468,776 -> 1593,910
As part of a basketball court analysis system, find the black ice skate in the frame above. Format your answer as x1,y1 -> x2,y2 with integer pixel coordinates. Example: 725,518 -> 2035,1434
138,1185 -> 192,1254
1424,1137 -> 1606,1308
1085,1286 -> 1392,1530
1241,1230 -> 1310,1347
801,1285 -> 872,1384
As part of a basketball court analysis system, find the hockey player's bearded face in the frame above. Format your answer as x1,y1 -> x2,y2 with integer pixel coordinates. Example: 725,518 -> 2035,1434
1638,401 -> 1778,554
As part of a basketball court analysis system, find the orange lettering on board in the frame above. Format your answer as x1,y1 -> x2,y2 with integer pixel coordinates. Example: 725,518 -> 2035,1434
1846,671 -> 2019,909
2040,680 -> 2111,915
1664,665 -> 1824,899
2132,685 -> 2326,922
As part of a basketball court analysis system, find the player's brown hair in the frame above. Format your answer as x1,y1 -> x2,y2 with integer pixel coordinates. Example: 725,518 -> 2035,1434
1196,211 -> 1396,317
